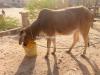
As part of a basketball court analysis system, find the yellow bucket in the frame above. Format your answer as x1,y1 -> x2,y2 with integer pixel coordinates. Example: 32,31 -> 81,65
23,41 -> 37,57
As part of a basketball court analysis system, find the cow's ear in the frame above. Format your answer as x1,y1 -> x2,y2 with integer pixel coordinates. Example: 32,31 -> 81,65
19,29 -> 26,36
19,29 -> 26,45
19,30 -> 23,36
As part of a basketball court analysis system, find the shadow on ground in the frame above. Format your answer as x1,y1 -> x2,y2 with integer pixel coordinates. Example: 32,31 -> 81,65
82,55 -> 100,75
68,53 -> 91,75
15,56 -> 36,75
45,55 -> 59,75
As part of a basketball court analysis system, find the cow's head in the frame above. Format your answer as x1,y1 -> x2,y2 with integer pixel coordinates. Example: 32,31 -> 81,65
19,28 -> 36,46
19,20 -> 41,46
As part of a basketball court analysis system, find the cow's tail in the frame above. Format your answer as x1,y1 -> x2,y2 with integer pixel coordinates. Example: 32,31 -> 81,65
90,12 -> 96,28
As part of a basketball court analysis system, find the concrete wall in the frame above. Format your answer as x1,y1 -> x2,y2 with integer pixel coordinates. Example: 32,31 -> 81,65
68,0 -> 100,7
0,0 -> 29,7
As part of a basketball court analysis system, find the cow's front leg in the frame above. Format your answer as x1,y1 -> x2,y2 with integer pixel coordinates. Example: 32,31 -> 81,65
51,37 -> 56,55
45,38 -> 51,58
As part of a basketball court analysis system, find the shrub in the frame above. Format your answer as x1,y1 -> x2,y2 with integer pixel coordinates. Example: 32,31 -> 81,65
26,0 -> 56,19
0,16 -> 18,31
26,0 -> 69,19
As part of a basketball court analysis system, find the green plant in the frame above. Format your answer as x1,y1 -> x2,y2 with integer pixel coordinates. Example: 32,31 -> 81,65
26,0 -> 56,19
0,17 -> 18,31
26,0 -> 69,19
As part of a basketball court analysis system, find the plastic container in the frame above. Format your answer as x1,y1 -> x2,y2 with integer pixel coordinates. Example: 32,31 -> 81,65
23,41 -> 37,57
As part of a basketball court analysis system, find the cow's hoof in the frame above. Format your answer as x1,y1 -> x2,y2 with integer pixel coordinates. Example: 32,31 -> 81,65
66,51 -> 71,54
45,55 -> 48,59
81,54 -> 85,58
51,52 -> 55,55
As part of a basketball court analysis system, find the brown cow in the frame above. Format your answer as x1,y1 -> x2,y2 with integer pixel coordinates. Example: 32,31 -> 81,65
19,6 -> 94,58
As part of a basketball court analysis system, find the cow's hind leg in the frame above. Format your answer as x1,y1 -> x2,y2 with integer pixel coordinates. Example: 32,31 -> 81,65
81,25 -> 90,56
81,33 -> 89,56
45,38 -> 51,58
67,31 -> 79,53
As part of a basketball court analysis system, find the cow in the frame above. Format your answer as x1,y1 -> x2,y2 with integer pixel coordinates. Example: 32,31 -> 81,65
19,6 -> 94,58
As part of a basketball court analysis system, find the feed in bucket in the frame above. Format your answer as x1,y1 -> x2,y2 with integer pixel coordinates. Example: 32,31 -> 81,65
23,41 -> 37,57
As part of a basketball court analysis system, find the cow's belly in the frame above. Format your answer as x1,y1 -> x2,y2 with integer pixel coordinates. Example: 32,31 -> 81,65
55,25 -> 78,35
56,29 -> 77,35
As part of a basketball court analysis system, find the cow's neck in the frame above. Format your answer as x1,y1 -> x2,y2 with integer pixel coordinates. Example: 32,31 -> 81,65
31,20 -> 41,37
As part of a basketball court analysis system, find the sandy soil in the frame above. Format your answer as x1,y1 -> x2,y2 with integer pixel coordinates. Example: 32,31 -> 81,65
0,27 -> 100,75
0,8 -> 100,75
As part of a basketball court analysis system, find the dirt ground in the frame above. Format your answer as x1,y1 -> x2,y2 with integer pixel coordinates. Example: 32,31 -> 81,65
0,8 -> 100,75
0,21 -> 100,75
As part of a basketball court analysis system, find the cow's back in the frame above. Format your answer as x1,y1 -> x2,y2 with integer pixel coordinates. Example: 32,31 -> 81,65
37,6 -> 94,35
52,6 -> 93,26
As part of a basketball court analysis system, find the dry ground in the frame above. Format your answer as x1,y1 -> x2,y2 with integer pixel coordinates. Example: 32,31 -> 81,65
0,8 -> 100,75
0,25 -> 100,75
